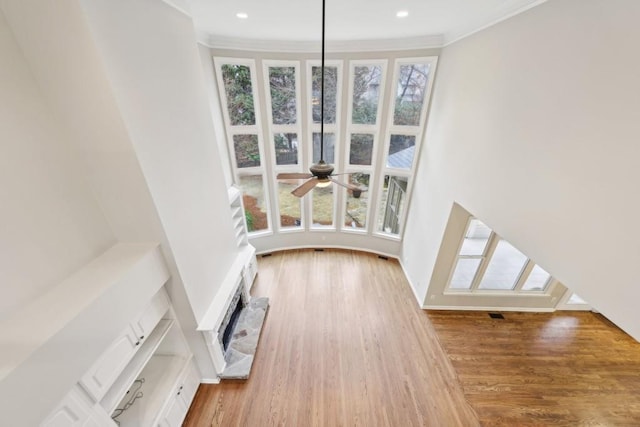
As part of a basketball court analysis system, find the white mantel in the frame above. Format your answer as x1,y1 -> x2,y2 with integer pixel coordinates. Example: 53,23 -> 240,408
196,243 -> 256,376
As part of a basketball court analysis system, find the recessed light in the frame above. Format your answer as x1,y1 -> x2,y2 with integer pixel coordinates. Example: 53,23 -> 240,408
396,10 -> 409,18
236,12 -> 248,19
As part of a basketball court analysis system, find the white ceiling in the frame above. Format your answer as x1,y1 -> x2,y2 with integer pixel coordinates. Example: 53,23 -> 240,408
184,0 -> 547,48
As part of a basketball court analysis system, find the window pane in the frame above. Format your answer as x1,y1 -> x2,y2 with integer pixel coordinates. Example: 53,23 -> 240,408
479,240 -> 528,290
274,133 -> 298,165
393,63 -> 430,126
312,66 -> 337,124
233,135 -> 260,168
344,173 -> 369,229
237,175 -> 268,232
277,181 -> 301,228
221,64 -> 255,126
522,265 -> 551,291
349,133 -> 374,165
269,66 -> 297,125
377,175 -> 408,235
312,133 -> 335,164
352,65 -> 382,125
312,184 -> 333,226
460,219 -> 491,256
450,258 -> 482,289
387,135 -> 416,169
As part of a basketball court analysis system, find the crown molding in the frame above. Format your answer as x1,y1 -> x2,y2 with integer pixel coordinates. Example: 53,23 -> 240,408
443,0 -> 549,46
160,0 -> 192,17
197,32 -> 444,53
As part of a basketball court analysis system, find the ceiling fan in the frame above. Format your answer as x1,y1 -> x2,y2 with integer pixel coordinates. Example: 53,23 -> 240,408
276,0 -> 364,198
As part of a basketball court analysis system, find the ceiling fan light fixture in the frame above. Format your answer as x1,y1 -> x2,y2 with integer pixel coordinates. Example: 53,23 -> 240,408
316,178 -> 332,188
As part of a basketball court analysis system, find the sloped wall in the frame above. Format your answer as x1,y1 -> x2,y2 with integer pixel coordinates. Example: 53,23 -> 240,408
0,8 -> 115,319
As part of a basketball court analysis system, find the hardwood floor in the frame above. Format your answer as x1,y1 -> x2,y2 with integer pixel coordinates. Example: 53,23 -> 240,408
428,310 -> 640,426
184,249 -> 479,426
184,249 -> 640,426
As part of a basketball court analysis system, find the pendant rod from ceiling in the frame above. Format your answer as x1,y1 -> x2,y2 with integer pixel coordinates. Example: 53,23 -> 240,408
320,0 -> 325,160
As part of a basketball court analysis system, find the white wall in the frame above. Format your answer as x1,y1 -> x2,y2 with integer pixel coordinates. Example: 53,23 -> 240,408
402,0 -> 640,338
79,0 -> 240,323
1,0 -> 242,380
0,8 -> 115,319
198,43 -> 234,189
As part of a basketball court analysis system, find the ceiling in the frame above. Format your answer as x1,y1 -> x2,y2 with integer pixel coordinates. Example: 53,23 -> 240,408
184,0 -> 547,48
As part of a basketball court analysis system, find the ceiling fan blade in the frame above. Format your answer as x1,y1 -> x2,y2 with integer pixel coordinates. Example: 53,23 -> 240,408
328,176 -> 364,192
291,178 -> 319,197
277,172 -> 313,179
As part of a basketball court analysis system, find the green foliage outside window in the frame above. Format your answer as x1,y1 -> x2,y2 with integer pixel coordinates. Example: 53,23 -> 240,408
222,64 -> 256,126
393,64 -> 430,126
311,66 -> 337,124
352,65 -> 381,125
269,67 -> 297,125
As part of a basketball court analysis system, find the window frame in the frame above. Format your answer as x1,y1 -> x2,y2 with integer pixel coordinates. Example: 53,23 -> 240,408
262,60 -> 305,233
306,59 -> 343,231
445,217 -> 558,296
339,60 -> 388,234
214,57 -> 273,236
373,56 -> 438,239
211,52 -> 439,243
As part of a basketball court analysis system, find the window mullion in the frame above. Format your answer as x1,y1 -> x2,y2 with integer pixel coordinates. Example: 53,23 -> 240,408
514,260 -> 535,291
470,232 -> 499,291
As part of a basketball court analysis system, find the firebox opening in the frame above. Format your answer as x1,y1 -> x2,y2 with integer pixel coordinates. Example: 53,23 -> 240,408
222,296 -> 244,351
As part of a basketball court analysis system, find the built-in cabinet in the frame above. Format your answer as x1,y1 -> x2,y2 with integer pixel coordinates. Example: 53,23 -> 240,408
40,385 -> 113,427
41,288 -> 198,427
157,362 -> 200,427
79,290 -> 169,404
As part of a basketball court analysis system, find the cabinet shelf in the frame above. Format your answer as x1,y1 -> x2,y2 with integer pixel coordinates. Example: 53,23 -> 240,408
234,216 -> 244,229
100,319 -> 174,414
110,354 -> 190,427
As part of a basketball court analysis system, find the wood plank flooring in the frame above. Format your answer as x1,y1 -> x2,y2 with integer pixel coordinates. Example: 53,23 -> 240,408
184,249 -> 479,426
428,310 -> 640,426
184,250 -> 640,426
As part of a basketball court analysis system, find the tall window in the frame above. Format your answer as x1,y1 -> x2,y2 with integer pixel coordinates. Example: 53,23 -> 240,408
309,61 -> 340,228
215,59 -> 270,233
343,61 -> 387,233
213,53 -> 437,240
264,61 -> 303,230
448,218 -> 557,294
376,59 -> 435,236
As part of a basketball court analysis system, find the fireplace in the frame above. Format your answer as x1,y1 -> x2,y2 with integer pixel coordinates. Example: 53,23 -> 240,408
217,283 -> 247,351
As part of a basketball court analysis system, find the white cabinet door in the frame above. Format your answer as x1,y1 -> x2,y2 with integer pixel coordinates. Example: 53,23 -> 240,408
179,362 -> 200,408
41,390 -> 90,427
157,362 -> 200,427
79,325 -> 140,402
131,289 -> 169,341
242,254 -> 257,290
41,386 -> 114,427
158,396 -> 186,427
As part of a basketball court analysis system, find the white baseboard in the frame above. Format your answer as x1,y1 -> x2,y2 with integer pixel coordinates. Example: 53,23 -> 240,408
398,258 -> 426,308
200,377 -> 221,384
422,305 -> 556,312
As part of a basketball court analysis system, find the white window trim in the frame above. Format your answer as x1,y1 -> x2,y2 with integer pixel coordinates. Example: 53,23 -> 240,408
373,56 -> 438,239
262,60 -> 306,233
444,217 -> 557,296
214,57 -> 273,235
306,59 -> 343,230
